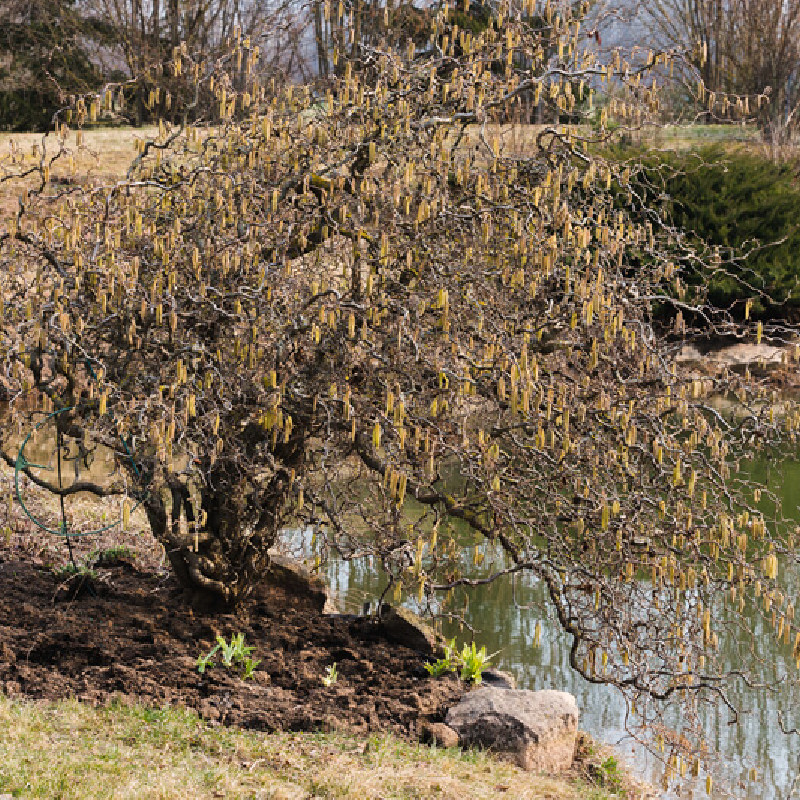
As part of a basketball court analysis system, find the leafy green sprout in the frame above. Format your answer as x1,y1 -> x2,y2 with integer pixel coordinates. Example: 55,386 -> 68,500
218,632 -> 250,666
322,663 -> 339,687
598,756 -> 623,791
241,656 -> 260,680
458,642 -> 499,685
52,546 -> 137,582
196,649 -> 217,674
424,637 -> 459,678
424,658 -> 454,679
425,638 -> 499,685
196,634 -> 260,679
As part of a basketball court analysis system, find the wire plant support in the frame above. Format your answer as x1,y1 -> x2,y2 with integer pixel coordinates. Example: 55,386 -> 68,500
14,405 -> 143,571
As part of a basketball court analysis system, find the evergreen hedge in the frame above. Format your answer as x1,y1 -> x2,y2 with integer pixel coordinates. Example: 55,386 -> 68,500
640,146 -> 800,319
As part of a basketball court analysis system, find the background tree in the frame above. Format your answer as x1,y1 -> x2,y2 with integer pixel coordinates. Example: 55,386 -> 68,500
2,0 -> 799,778
0,0 -> 103,131
311,0 -> 436,80
643,0 -> 800,141
633,145 -> 800,317
78,0 -> 311,122
0,0 -> 316,129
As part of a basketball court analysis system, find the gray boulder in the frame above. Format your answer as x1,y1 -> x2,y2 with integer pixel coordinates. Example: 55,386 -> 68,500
445,687 -> 579,772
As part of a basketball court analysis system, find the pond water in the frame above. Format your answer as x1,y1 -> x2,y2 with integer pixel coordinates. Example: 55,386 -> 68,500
296,458 -> 800,799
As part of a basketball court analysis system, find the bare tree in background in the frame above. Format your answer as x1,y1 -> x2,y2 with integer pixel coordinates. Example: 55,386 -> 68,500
644,0 -> 800,141
78,0 -> 313,120
0,0 -> 104,130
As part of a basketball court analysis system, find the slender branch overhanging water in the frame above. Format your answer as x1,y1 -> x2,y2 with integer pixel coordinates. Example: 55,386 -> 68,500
285,454 -> 800,799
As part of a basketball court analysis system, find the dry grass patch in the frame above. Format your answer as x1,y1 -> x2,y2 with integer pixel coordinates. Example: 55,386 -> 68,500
0,127 -> 155,180
626,123 -> 762,152
0,696 -> 635,800
0,127 -> 156,216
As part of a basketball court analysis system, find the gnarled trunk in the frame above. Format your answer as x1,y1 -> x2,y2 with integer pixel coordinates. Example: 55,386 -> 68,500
145,475 -> 288,607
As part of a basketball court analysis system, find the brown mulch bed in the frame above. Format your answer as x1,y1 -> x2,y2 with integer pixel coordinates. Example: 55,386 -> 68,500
0,553 -> 464,737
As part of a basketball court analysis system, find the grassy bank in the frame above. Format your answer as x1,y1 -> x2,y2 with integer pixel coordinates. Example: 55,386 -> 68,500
0,696 -> 639,800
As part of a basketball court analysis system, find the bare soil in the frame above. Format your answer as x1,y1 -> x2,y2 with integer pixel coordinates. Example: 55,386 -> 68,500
0,543 -> 464,738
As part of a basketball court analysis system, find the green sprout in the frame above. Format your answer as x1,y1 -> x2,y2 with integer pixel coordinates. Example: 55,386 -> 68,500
196,633 -> 259,680
424,637 -> 458,678
458,642 -> 498,685
322,663 -> 339,686
425,638 -> 499,685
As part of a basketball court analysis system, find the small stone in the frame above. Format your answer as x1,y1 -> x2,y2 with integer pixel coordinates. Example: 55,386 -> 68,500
421,721 -> 460,748
446,687 -> 579,773
0,643 -> 16,665
481,668 -> 516,689
375,605 -> 441,655
198,700 -> 221,722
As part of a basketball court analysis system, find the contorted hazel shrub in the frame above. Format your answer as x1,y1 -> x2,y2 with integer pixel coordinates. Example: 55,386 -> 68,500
1,2 -> 798,788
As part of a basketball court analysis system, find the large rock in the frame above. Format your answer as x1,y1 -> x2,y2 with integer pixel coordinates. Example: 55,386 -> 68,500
445,687 -> 579,772
267,554 -> 338,613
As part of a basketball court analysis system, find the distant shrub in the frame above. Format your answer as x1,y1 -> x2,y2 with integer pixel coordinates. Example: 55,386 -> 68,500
0,4 -> 104,131
638,146 -> 800,319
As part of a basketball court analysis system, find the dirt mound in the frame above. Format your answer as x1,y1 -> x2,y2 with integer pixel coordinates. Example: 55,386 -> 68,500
0,557 -> 463,736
